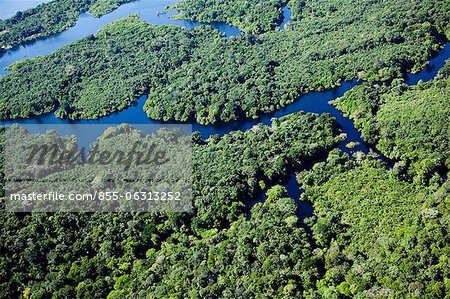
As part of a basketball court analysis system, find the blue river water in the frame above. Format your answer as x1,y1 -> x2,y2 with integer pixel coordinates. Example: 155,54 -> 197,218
279,6 -> 292,30
1,0 -> 449,221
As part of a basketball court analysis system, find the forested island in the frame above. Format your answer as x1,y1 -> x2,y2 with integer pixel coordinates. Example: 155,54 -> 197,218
1,0 -> 450,298
0,0 -> 136,53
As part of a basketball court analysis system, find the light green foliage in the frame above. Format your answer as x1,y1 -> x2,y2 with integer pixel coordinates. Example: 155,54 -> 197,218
301,150 -> 450,298
89,0 -> 135,17
285,0 -> 305,20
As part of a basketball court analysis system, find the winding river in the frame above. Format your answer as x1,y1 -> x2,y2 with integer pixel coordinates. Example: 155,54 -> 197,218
1,0 -> 450,220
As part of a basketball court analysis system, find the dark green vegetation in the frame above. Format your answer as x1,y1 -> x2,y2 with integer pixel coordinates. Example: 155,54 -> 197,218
0,112 -> 340,298
0,0 -> 135,52
1,0 -> 450,123
108,186 -> 318,298
171,0 -> 288,33
299,150 -> 450,298
0,17 -> 225,121
333,62 -> 450,184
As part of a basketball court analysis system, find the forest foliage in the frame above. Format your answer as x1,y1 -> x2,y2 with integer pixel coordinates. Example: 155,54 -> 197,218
4,124 -> 193,213
107,185 -> 319,298
1,0 -> 449,123
3,123 -> 450,298
1,0 -> 450,298
191,111 -> 339,227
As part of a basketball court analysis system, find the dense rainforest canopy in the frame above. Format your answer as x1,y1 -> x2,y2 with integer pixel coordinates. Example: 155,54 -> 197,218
333,61 -> 450,184
1,0 -> 449,123
0,112 -> 340,298
0,0 -> 136,53
299,150 -> 450,298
